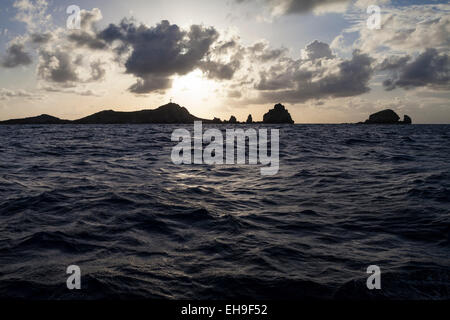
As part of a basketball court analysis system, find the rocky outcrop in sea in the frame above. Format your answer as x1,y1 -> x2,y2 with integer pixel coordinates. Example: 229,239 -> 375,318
362,109 -> 412,124
263,104 -> 295,124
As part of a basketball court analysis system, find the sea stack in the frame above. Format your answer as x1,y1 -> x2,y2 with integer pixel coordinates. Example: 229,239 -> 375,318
403,115 -> 412,124
362,109 -> 412,124
263,103 -> 294,124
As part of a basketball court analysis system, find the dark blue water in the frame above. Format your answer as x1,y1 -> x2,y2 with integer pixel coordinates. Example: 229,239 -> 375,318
0,124 -> 449,300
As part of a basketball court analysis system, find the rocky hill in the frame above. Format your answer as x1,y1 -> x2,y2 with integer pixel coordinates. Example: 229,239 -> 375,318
361,109 -> 412,124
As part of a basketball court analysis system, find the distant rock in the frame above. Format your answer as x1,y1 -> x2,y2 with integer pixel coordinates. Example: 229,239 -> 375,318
211,117 -> 222,124
0,114 -> 70,125
403,115 -> 412,124
362,109 -> 412,124
365,109 -> 399,124
246,114 -> 253,124
263,103 -> 294,124
228,116 -> 237,124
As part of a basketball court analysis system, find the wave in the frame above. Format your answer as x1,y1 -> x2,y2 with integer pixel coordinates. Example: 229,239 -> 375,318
0,124 -> 449,299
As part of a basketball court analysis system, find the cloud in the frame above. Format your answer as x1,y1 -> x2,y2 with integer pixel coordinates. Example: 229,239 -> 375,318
199,38 -> 244,80
382,49 -> 450,91
353,6 -> 450,54
27,8 -> 113,90
67,31 -> 107,50
7,0 -> 447,110
378,55 -> 410,71
98,20 -> 221,93
1,43 -> 33,68
302,40 -> 335,60
37,49 -> 79,84
354,0 -> 390,10
40,86 -> 102,96
254,47 -> 375,103
128,75 -> 173,94
37,48 -> 109,86
0,88 -> 43,100
228,90 -> 242,98
200,59 -> 241,80
248,40 -> 288,62
66,8 -> 107,50
236,0 -> 350,16
13,0 -> 50,32
30,32 -> 52,44
80,8 -> 103,31
89,60 -> 106,81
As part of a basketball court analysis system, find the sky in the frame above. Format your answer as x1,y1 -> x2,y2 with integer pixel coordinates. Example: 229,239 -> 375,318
0,0 -> 449,123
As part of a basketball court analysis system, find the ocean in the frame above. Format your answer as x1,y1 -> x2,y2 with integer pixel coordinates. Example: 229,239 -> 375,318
0,124 -> 449,300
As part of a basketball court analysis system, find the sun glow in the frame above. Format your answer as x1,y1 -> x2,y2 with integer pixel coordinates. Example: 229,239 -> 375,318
169,70 -> 221,117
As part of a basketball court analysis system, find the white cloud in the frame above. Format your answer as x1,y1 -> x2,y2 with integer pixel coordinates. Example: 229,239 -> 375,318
348,4 -> 450,55
13,0 -> 51,32
0,88 -> 44,100
313,1 -> 350,14
353,0 -> 390,10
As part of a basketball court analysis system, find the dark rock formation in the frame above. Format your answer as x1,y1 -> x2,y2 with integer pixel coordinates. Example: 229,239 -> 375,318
211,117 -> 222,124
365,109 -> 399,124
403,115 -> 412,124
0,103 -> 206,125
228,116 -> 237,124
263,103 -> 294,124
0,114 -> 70,125
0,102 -> 301,125
362,109 -> 412,124
74,103 -> 202,124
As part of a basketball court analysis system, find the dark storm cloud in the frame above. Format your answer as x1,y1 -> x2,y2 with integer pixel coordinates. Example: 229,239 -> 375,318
67,31 -> 107,50
277,0 -> 348,14
37,49 -> 107,86
256,49 -> 375,103
236,0 -> 349,14
30,33 -> 52,44
128,75 -> 173,94
1,43 -> 33,68
37,49 -> 79,83
200,38 -> 243,80
34,13 -> 240,92
382,49 -> 450,91
200,59 -> 241,80
248,41 -> 288,62
98,21 -> 126,43
303,40 -> 334,60
378,55 -> 411,71
98,20 -> 221,93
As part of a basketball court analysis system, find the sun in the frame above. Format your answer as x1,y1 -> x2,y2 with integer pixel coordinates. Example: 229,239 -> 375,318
169,69 -> 219,103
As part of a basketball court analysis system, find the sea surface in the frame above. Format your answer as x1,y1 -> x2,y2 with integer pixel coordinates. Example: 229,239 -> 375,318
0,124 -> 449,300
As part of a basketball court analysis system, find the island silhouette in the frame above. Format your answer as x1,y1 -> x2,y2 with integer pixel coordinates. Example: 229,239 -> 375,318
0,103 -> 295,125
359,109 -> 412,125
0,103 -> 411,125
